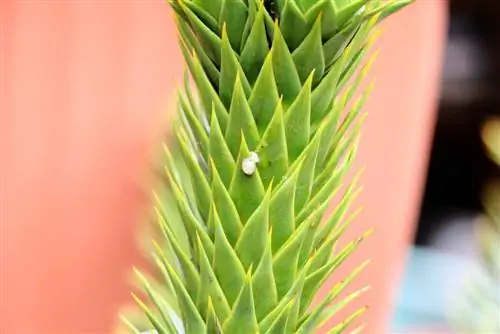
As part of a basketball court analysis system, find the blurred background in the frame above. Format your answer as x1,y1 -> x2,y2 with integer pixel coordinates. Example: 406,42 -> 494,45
392,0 -> 500,331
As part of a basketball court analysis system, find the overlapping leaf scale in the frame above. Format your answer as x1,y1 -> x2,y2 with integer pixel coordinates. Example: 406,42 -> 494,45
171,0 -> 405,115
130,0 -> 412,333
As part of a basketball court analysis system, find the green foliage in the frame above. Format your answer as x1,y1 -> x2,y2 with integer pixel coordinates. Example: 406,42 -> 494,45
121,0 -> 412,333
450,119 -> 500,333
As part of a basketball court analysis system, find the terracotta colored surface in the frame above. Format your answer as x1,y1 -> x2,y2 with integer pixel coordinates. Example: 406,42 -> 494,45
1,2 -> 183,333
1,1 -> 447,333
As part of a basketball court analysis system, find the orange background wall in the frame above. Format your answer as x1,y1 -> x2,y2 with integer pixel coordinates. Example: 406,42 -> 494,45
1,1 -> 447,333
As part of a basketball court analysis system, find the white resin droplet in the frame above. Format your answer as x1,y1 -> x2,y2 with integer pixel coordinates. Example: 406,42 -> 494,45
242,151 -> 260,176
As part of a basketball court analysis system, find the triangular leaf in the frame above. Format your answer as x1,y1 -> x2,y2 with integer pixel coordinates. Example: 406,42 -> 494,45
280,0 -> 308,52
219,0 -> 248,51
273,218 -> 311,298
210,159 -> 243,245
179,1 -> 222,64
220,25 -> 251,108
225,73 -> 261,158
196,234 -> 232,322
248,52 -> 280,134
212,206 -> 246,305
256,100 -> 288,187
209,108 -> 236,187
285,72 -> 313,162
270,20 -> 302,107
292,14 -> 325,85
153,253 -> 206,333
269,167 -> 300,253
252,230 -> 279,321
222,270 -> 260,333
239,2 -> 270,84
175,130 -> 211,221
229,136 -> 266,223
235,186 -> 271,269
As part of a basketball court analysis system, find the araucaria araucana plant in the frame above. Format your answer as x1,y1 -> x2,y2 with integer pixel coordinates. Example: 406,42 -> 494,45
450,119 -> 500,333
121,0 -> 411,333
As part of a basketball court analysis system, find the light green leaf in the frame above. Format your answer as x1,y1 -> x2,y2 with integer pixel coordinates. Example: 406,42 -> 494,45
235,186 -> 271,269
239,2 -> 270,84
178,2 -> 222,64
323,18 -> 362,69
303,0 -> 337,39
273,217 -> 311,298
220,25 -> 251,108
175,130 -> 211,221
178,92 -> 209,159
300,242 -> 370,315
256,100 -> 288,187
270,20 -> 302,107
210,159 -> 243,246
292,14 -> 325,85
153,253 -> 206,333
309,209 -> 365,276
252,230 -> 278,321
240,0 -> 258,52
187,51 -> 228,129
269,166 -> 300,253
183,1 -> 220,33
156,212 -> 200,299
164,166 -> 214,260
295,131 -> 321,215
189,0 -> 223,22
314,173 -> 363,247
335,0 -> 365,30
259,267 -> 307,332
280,0 -> 308,52
298,261 -> 369,332
209,108 -> 236,187
297,200 -> 330,268
248,52 -> 281,134
327,306 -> 369,334
222,269 -> 260,333
130,293 -> 170,334
310,55 -> 346,125
219,0 -> 248,51
177,18 -> 220,87
196,234 -> 232,322
224,73 -> 261,158
206,297 -> 222,334
317,287 -> 370,329
213,206 -> 246,305
285,72 -> 313,162
262,299 -> 294,334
